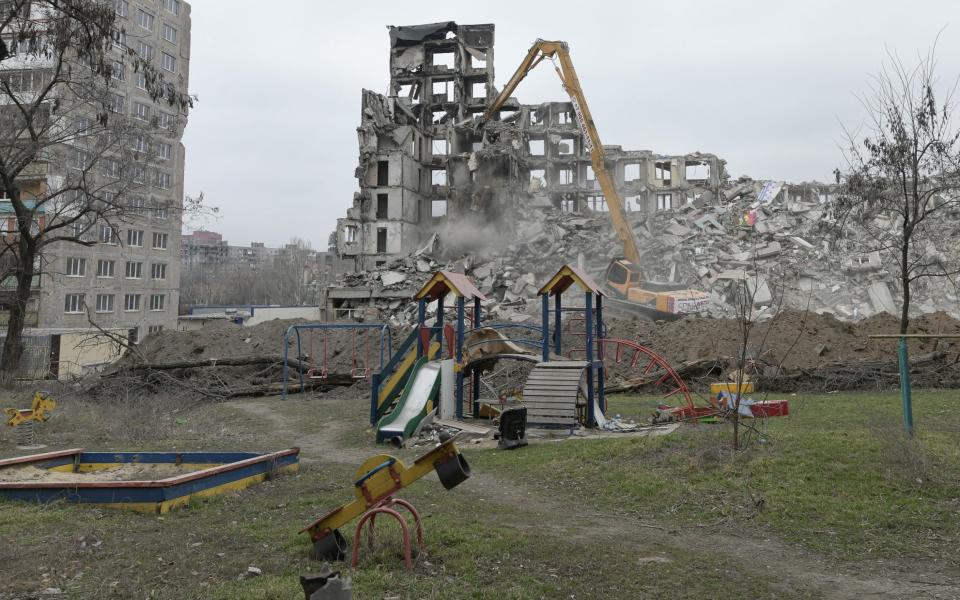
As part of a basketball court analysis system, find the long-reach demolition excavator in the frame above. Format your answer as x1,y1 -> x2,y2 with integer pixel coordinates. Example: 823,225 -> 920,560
482,40 -> 709,320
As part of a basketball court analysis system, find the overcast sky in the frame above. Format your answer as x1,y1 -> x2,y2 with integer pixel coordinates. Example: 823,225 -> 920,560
181,0 -> 960,249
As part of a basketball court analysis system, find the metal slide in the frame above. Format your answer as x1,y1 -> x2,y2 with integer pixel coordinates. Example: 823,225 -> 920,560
376,358 -> 442,444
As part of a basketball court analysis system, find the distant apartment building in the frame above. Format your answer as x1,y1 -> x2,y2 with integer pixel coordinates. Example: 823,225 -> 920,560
0,1 -> 192,342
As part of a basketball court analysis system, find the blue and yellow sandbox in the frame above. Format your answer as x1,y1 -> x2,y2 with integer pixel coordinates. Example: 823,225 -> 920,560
0,447 -> 299,514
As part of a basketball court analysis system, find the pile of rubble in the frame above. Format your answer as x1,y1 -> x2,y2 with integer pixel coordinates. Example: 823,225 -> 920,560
334,176 -> 960,325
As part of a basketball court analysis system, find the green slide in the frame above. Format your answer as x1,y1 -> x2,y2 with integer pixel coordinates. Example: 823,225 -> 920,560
376,357 -> 442,444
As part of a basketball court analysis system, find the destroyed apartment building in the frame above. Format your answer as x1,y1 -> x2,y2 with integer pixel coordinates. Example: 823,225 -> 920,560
335,22 -> 723,270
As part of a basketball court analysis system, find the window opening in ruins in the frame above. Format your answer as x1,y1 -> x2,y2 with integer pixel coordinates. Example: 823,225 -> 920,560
470,81 -> 486,100
499,109 -> 517,120
685,161 -> 710,181
398,83 -> 415,100
686,192 -> 703,205
469,53 -> 486,69
431,199 -> 448,217
432,80 -> 453,102
471,141 -> 483,152
558,167 -> 574,185
376,194 -> 388,219
558,110 -> 572,125
432,139 -> 448,156
529,169 -> 546,191
625,195 -> 642,212
410,136 -> 417,157
376,228 -> 387,253
657,193 -> 673,210
561,198 -> 578,213
418,168 -> 423,191
529,139 -> 545,156
587,195 -> 607,212
377,160 -> 389,186
432,110 -> 447,124
586,165 -> 596,186
345,225 -> 357,244
655,161 -> 672,183
624,163 -> 641,182
431,169 -> 447,186
529,110 -> 541,125
558,138 -> 575,155
431,51 -> 454,69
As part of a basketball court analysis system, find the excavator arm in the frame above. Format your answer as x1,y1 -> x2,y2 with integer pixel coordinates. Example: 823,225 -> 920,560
484,39 -> 642,264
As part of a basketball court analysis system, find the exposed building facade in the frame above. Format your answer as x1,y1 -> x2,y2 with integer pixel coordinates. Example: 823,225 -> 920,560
335,22 -> 724,270
22,0 -> 192,342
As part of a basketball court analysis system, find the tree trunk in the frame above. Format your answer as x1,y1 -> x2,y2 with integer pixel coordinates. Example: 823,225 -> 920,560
1,250 -> 35,378
900,236 -> 911,335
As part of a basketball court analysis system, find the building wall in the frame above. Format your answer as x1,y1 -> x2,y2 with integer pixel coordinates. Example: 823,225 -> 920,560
35,0 -> 191,342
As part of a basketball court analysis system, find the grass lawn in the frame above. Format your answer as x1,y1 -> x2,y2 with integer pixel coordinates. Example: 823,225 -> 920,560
0,388 -> 957,599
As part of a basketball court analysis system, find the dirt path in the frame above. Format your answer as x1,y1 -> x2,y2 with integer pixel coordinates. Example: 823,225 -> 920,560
228,396 -> 958,599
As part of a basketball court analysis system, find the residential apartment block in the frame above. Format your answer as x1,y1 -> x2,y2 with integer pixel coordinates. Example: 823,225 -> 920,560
2,0 -> 192,342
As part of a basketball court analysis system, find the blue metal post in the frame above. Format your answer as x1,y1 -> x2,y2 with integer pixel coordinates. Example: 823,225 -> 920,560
554,293 -> 562,356
282,328 -> 290,400
595,294 -> 606,415
456,296 -> 465,419
899,338 -> 914,436
436,295 -> 444,359
417,299 -> 426,358
584,291 -> 595,426
541,294 -> 550,362
370,373 -> 379,424
473,297 -> 481,415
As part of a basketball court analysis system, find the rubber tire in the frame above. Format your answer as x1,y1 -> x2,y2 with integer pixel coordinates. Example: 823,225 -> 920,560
435,453 -> 471,490
313,529 -> 347,561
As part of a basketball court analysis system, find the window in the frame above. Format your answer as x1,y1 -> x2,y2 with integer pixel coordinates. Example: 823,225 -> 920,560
125,261 -> 143,279
111,30 -> 127,50
157,142 -> 172,160
657,193 -> 673,211
431,139 -> 448,156
127,229 -> 143,246
558,167 -> 574,185
154,203 -> 169,219
114,0 -> 129,17
529,169 -> 545,191
124,294 -> 141,311
587,195 -> 608,212
111,61 -> 124,80
560,198 -> 578,213
654,161 -> 672,183
162,0 -> 180,15
124,261 -> 143,279
624,163 -> 641,182
558,111 -> 572,125
162,23 -> 177,44
96,259 -> 115,278
158,112 -> 174,129
72,149 -> 89,170
133,135 -> 148,153
345,225 -> 357,244
133,101 -> 150,121
95,294 -> 115,313
155,171 -> 171,189
107,93 -> 124,114
376,161 -> 389,186
137,41 -> 153,61
137,8 -> 154,31
431,169 -> 447,186
64,294 -> 85,314
151,263 -> 167,280
431,200 -> 447,217
148,325 -> 164,334
558,138 -> 575,155
528,139 -> 545,156
103,158 -> 121,178
160,52 -> 176,72
470,81 -> 486,100
65,257 -> 86,277
99,225 -> 118,244
136,72 -> 146,90
431,51 -> 454,69
149,294 -> 166,311
376,228 -> 387,253
376,193 -> 388,219
685,161 -> 710,181
132,165 -> 146,184
152,232 -> 168,249
432,80 -> 452,102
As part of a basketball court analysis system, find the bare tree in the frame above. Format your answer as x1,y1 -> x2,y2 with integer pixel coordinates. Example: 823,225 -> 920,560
836,45 -> 960,334
0,0 -> 192,377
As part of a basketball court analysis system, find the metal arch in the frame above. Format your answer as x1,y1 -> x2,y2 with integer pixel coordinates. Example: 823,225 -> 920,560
568,337 -> 694,411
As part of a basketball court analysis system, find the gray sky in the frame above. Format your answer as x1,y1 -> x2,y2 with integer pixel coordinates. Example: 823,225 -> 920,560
181,0 -> 960,249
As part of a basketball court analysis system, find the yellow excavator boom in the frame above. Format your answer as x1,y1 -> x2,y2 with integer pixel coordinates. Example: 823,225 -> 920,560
484,39 -> 642,264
